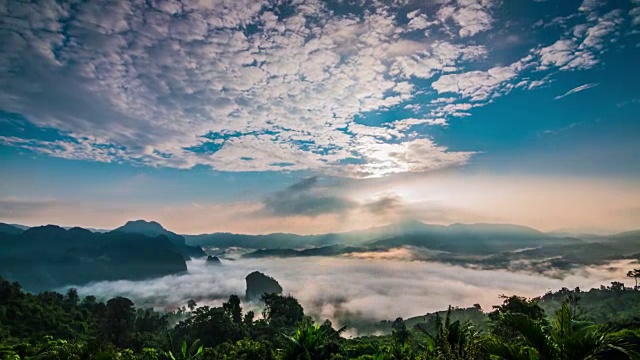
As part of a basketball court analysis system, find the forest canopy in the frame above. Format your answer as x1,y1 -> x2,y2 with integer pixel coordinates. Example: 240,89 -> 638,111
1,275 -> 640,360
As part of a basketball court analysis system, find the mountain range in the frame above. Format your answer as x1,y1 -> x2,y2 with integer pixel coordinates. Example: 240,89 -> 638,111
188,220 -> 638,273
0,220 -> 205,292
1,219 -> 638,291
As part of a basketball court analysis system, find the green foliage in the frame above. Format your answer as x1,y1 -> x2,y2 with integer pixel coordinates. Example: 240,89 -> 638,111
2,275 -> 640,360
280,323 -> 345,360
416,307 -> 486,360
262,293 -> 305,329
537,286 -> 640,324
486,300 -> 639,359
166,340 -> 203,360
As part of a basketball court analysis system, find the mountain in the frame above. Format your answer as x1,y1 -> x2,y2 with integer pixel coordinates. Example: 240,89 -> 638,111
370,222 -> 562,255
0,225 -> 187,292
114,220 -> 206,259
0,223 -> 25,235
230,221 -> 640,273
188,220 -> 564,254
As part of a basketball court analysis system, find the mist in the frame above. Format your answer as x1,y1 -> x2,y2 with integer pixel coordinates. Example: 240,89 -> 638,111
71,256 -> 637,332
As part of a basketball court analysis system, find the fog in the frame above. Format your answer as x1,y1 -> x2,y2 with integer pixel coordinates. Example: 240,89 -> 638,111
71,256 -> 636,332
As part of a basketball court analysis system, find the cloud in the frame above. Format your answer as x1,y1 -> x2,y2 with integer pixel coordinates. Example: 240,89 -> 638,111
554,83 -> 598,100
436,0 -> 497,37
578,0 -> 602,13
0,197 -> 65,218
0,0 -> 484,178
431,65 -> 519,101
364,194 -> 404,215
632,0 -> 640,25
0,0 -> 631,178
262,177 -> 356,217
71,257 -> 638,334
535,10 -> 624,72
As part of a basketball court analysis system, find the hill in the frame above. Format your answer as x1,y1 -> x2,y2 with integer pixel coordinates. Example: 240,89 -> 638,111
186,220 -> 557,252
0,223 -> 24,235
115,220 -> 206,259
0,225 -> 189,292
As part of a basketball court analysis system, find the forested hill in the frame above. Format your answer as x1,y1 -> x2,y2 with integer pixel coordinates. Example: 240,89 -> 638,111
1,276 -> 639,360
0,225 -> 197,292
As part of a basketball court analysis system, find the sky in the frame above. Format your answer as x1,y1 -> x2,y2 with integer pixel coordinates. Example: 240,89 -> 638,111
0,0 -> 639,234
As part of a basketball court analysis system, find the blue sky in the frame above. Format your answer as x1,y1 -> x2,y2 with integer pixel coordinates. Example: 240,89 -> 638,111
0,0 -> 639,233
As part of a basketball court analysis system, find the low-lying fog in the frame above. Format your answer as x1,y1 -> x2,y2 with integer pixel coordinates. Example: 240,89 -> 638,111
71,256 -> 636,331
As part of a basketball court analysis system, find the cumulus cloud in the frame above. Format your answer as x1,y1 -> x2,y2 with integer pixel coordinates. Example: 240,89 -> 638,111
535,9 -> 624,71
70,257 -> 638,334
0,0 -> 632,178
436,0 -> 497,37
431,65 -> 519,101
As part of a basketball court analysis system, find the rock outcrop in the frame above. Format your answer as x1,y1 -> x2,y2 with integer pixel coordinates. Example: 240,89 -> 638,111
206,255 -> 222,265
245,271 -> 283,301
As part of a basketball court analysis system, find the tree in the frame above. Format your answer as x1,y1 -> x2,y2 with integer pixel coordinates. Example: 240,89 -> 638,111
487,300 -> 639,360
627,269 -> 640,290
167,339 -> 203,360
64,288 -> 79,307
187,299 -> 197,312
261,293 -> 304,328
391,318 -> 409,346
103,297 -> 136,347
280,323 -> 345,360
416,307 -> 485,360
223,295 -> 243,324
489,295 -> 546,340
172,306 -> 242,348
610,281 -> 626,292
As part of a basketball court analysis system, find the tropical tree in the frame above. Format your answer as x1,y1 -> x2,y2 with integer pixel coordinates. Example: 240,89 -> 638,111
223,295 -> 243,325
486,301 -> 639,360
416,307 -> 485,360
627,269 -> 640,290
103,297 -> 136,347
187,299 -> 197,312
167,339 -> 203,360
262,293 -> 305,328
280,323 -> 345,360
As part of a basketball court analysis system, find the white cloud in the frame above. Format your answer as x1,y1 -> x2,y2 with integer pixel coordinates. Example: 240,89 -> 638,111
407,14 -> 435,31
431,65 -> 518,101
0,0 -> 491,178
0,0 -> 630,178
553,83 -> 598,100
436,0 -> 497,37
578,0 -> 602,13
535,9 -> 624,71
347,138 -> 474,178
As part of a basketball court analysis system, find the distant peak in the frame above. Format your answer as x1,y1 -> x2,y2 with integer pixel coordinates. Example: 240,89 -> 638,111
396,218 -> 426,226
120,219 -> 166,231
22,224 -> 67,235
125,219 -> 163,227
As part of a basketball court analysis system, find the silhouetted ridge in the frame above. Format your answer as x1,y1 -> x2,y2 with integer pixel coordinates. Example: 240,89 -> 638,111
113,219 -> 206,259
0,223 -> 25,235
0,224 -> 188,292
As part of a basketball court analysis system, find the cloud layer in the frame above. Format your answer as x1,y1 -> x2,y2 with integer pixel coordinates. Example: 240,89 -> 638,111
71,257 -> 638,335
0,0 -> 634,177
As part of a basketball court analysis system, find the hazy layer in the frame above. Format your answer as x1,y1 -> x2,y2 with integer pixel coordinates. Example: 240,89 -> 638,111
70,256 -> 636,330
